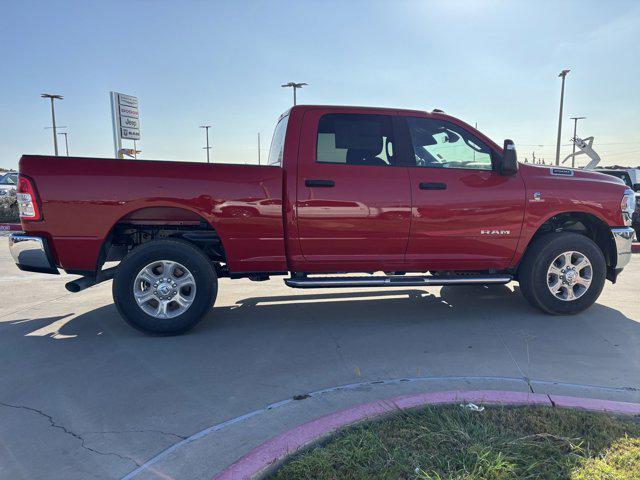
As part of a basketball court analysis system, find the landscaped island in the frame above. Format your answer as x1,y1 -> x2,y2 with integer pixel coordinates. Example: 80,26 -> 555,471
269,405 -> 640,479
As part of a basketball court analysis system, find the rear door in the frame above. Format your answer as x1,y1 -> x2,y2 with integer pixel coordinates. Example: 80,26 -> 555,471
402,115 -> 525,270
296,110 -> 411,263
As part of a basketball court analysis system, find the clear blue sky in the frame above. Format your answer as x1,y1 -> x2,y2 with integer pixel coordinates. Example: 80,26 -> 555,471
1,0 -> 639,170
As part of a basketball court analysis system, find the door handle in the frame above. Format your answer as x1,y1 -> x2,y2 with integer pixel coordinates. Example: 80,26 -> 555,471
419,182 -> 447,190
305,179 -> 335,188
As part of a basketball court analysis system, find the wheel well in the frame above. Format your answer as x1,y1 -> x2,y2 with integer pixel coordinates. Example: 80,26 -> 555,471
98,207 -> 226,270
526,211 -> 616,271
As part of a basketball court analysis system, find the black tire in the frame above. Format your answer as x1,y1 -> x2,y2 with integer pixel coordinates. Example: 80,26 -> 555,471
113,239 -> 217,335
518,232 -> 606,315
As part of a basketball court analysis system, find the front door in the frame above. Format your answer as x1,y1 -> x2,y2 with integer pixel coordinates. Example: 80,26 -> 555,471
403,115 -> 526,271
296,110 -> 411,265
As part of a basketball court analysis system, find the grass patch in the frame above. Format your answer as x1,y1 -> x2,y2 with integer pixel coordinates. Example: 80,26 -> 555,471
268,405 -> 640,480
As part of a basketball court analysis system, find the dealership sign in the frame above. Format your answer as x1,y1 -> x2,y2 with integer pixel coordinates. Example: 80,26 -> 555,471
110,92 -> 141,157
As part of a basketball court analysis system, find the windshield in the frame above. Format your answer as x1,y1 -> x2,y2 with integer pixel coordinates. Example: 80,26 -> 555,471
0,172 -> 17,185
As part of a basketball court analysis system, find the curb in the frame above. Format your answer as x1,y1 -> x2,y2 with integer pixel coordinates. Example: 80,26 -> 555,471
0,223 -> 21,232
214,390 -> 640,480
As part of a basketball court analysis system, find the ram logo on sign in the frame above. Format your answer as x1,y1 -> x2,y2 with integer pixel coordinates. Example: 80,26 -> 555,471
110,92 -> 141,157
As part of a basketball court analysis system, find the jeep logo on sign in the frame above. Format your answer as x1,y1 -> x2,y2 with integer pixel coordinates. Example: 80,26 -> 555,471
481,230 -> 510,235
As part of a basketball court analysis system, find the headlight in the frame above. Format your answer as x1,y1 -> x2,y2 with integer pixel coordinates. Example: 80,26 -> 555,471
621,189 -> 635,225
622,189 -> 635,213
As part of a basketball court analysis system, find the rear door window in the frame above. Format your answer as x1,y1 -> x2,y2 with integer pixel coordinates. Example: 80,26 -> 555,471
317,114 -> 395,166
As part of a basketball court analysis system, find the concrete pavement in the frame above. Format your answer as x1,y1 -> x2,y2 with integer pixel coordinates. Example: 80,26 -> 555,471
0,235 -> 638,479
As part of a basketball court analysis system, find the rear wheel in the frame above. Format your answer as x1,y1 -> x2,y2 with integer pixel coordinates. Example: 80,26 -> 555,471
113,239 -> 217,335
518,232 -> 606,315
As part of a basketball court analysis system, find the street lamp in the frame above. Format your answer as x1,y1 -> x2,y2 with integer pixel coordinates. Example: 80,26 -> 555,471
57,132 -> 69,156
200,125 -> 211,163
281,82 -> 307,105
570,116 -> 586,168
554,70 -> 570,166
41,93 -> 63,156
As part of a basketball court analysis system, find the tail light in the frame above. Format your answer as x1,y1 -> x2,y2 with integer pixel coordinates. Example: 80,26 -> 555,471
17,175 -> 42,221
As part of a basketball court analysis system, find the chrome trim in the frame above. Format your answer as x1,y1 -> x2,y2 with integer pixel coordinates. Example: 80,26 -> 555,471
285,274 -> 512,289
611,227 -> 635,270
8,233 -> 58,274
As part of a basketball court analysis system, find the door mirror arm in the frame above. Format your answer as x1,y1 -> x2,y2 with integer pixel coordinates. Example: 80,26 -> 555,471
498,139 -> 518,176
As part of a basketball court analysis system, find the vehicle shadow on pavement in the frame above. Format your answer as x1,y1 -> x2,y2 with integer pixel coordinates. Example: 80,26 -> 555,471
2,284 -> 637,345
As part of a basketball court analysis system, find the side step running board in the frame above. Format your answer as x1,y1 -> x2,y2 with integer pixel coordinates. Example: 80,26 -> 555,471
284,274 -> 512,289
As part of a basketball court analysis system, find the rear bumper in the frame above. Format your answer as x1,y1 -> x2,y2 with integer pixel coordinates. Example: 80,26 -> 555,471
611,227 -> 634,270
8,233 -> 58,274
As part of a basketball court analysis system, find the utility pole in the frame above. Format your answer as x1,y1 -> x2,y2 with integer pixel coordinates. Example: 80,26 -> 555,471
570,116 -> 586,168
57,132 -> 69,156
258,133 -> 261,165
41,93 -> 63,155
555,70 -> 570,165
281,82 -> 307,105
200,125 -> 211,163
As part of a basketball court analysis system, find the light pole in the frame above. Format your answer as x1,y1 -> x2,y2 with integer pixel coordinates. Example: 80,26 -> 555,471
554,70 -> 570,166
200,125 -> 211,163
57,132 -> 69,156
281,82 -> 307,105
257,132 -> 261,165
569,116 -> 586,168
41,93 -> 63,155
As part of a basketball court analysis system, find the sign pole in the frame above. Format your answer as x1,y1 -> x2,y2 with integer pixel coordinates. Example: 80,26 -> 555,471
110,92 -> 123,158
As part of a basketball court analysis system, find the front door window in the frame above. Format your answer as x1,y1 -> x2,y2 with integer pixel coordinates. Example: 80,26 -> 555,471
407,117 -> 493,170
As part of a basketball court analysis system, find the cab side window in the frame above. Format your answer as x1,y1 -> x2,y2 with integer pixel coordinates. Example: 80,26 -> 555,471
317,114 -> 395,166
406,117 -> 493,170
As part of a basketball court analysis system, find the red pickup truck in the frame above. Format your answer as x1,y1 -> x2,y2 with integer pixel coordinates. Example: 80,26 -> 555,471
9,105 -> 636,334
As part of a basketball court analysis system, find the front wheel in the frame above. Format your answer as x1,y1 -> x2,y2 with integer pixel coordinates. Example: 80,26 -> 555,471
113,239 -> 217,335
518,232 -> 606,315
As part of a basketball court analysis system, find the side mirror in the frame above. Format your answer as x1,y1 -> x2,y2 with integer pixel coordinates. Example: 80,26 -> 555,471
633,183 -> 640,192
499,139 -> 518,176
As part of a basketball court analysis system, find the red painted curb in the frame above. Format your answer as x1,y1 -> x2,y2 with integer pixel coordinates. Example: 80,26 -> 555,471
0,223 -> 21,231
549,394 -> 640,415
214,390 -> 640,480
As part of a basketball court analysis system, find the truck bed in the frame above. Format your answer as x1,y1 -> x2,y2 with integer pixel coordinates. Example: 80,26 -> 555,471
19,155 -> 286,273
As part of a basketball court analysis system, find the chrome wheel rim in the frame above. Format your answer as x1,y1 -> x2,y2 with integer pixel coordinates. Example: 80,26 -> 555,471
133,260 -> 196,318
546,251 -> 592,301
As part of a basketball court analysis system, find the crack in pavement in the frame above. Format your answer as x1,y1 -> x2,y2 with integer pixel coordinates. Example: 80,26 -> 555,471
0,401 -> 141,467
489,320 -> 534,393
